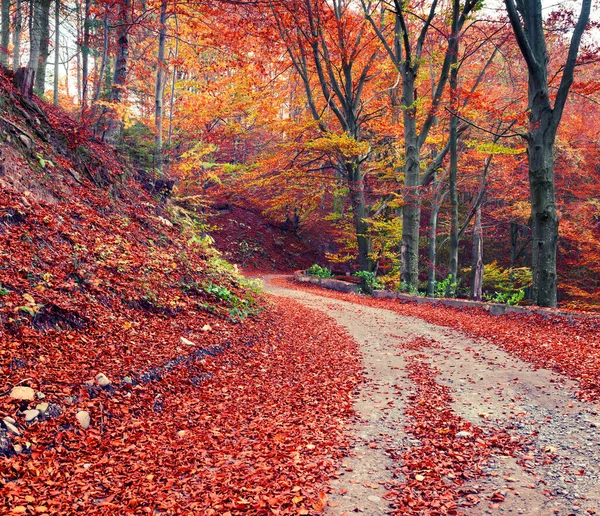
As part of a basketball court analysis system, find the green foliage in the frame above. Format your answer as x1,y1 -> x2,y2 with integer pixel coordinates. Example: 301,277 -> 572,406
479,261 -> 531,306
0,284 -> 10,296
204,282 -> 234,302
306,264 -> 333,278
121,122 -> 156,170
434,274 -> 458,298
485,290 -> 525,306
353,270 -> 384,293
399,281 -> 420,296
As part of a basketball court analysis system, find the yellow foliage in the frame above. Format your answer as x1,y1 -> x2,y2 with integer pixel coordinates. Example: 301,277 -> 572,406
305,133 -> 370,160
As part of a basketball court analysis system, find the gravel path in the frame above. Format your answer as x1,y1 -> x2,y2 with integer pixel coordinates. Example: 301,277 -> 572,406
262,276 -> 600,515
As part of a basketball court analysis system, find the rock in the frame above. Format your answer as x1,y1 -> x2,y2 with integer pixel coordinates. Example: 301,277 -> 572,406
456,431 -> 473,438
3,420 -> 21,436
36,403 -> 49,415
9,386 -> 35,401
45,403 -> 62,419
367,495 -> 382,503
36,392 -> 45,399
76,410 -> 91,429
0,428 -> 10,456
201,324 -> 212,332
123,376 -> 133,385
95,373 -> 111,388
180,337 -> 195,346
177,430 -> 186,437
23,409 -> 40,422
19,134 -> 32,149
4,416 -> 16,425
13,444 -> 23,454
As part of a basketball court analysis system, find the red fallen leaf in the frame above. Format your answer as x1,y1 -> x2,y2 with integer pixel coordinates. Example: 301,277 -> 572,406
490,492 -> 505,502
312,492 -> 328,512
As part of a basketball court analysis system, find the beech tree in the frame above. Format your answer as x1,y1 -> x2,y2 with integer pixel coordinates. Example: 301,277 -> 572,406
504,0 -> 592,307
267,0 -> 381,271
361,0 -> 479,290
0,0 -> 8,66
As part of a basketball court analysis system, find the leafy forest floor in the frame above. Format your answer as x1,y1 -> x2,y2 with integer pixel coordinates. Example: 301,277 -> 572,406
261,275 -> 600,515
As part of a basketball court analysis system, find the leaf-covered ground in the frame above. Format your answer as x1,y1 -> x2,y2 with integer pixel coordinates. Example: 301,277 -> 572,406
270,278 -> 600,402
0,69 -> 363,514
1,296 -> 361,514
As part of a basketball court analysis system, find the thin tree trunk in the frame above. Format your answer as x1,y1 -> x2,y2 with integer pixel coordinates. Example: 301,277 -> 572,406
446,2 -> 460,297
93,9 -> 108,102
470,205 -> 483,300
75,0 -> 81,103
0,0 -> 9,67
52,0 -> 59,104
35,0 -> 51,93
166,16 -> 179,172
427,195 -> 442,296
80,0 -> 90,112
154,0 -> 168,172
12,0 -> 22,69
104,0 -> 130,144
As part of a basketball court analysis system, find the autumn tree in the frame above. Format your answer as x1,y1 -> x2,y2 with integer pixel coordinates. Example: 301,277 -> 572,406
362,0 -> 479,289
0,0 -> 8,66
504,0 -> 592,307
266,0 -> 383,271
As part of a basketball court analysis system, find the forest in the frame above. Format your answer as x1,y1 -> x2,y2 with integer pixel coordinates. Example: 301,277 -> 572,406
1,0 -> 599,309
1,1 -> 600,514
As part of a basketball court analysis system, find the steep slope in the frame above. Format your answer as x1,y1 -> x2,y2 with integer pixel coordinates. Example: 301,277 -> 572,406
0,72 -> 362,514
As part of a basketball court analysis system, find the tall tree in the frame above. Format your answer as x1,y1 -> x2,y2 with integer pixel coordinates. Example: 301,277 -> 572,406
53,0 -> 60,104
362,0 -> 479,290
35,0 -> 52,93
12,0 -> 22,69
0,0 -> 9,66
105,0 -> 131,143
504,0 -> 592,306
81,0 -> 91,111
268,0 -> 381,271
155,0 -> 168,171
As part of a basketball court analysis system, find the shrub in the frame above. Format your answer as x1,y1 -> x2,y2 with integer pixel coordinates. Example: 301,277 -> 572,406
306,264 -> 333,278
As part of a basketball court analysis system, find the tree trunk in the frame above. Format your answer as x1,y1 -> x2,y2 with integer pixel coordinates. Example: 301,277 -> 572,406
346,161 -> 372,273
446,10 -> 460,297
53,0 -> 59,105
93,10 -> 108,102
34,0 -> 51,93
504,0 -> 591,307
154,0 -> 168,171
28,0 -> 42,78
12,0 -> 22,69
426,197 -> 441,297
470,205 -> 483,300
528,132 -> 558,306
104,0 -> 130,144
400,66 -> 421,289
80,0 -> 91,112
14,66 -> 35,97
0,0 -> 9,67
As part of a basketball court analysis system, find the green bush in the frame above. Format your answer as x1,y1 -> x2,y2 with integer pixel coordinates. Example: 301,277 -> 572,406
306,264 -> 333,278
353,270 -> 384,293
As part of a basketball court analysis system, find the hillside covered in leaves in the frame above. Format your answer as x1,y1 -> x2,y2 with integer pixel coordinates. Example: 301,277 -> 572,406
0,70 -> 362,514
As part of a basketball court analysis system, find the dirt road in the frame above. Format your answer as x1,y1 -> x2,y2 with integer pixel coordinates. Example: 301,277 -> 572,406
262,277 -> 600,515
